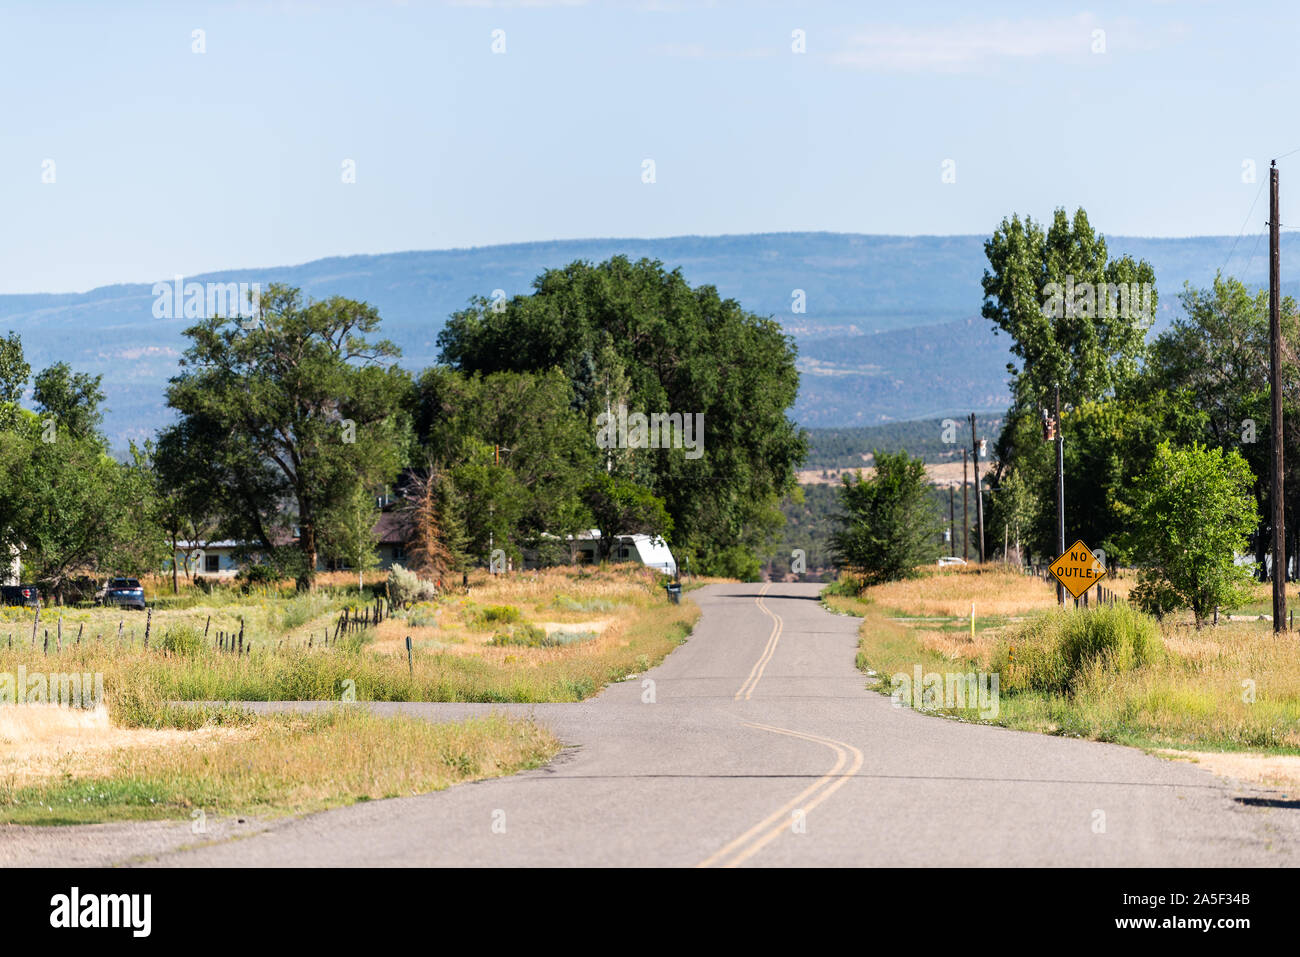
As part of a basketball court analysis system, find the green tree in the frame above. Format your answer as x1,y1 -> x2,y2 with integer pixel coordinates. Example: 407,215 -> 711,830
107,441 -> 171,581
982,207 -> 1156,411
415,367 -> 595,555
436,256 -> 806,572
581,473 -> 673,559
1144,274 -> 1300,579
0,332 -> 30,431
0,414 -> 129,603
319,482 -> 381,591
154,420 -> 225,591
32,362 -> 106,443
166,284 -> 412,588
449,439 -> 529,566
1129,442 -> 1258,627
830,450 -> 941,585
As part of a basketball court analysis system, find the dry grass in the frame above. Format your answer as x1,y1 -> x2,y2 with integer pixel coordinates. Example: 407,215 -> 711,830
0,706 -> 559,825
912,626 -> 1010,663
865,565 -> 1061,618
1157,749 -> 1300,790
0,705 -> 243,788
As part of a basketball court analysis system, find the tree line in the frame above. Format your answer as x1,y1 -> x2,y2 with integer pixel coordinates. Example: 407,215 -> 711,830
831,207 -> 1270,624
0,256 -> 807,599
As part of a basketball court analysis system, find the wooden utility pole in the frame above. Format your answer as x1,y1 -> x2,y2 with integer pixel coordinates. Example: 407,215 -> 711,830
949,486 -> 956,557
962,448 -> 969,561
1055,383 -> 1066,606
1270,160 -> 1287,632
970,413 -> 986,563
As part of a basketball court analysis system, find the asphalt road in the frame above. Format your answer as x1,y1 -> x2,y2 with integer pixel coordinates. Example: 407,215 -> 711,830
5,582 -> 1299,867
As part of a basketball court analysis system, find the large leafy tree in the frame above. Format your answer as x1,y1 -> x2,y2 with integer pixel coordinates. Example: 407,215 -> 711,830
435,256 -> 806,572
166,284 -> 412,588
0,373 -> 145,602
1130,442 -> 1258,626
415,367 -> 595,558
154,418 -> 226,591
982,207 -> 1156,411
983,208 -> 1160,561
830,450 -> 941,585
1144,274 -> 1300,578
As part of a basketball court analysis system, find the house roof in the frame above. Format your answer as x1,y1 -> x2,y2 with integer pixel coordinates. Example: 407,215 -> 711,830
373,510 -> 414,546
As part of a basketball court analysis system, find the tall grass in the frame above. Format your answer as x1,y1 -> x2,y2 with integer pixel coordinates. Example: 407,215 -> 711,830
840,576 -> 1300,753
991,604 -> 1164,696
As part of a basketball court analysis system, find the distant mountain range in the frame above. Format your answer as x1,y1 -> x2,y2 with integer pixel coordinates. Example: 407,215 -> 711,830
1,231 -> 1294,445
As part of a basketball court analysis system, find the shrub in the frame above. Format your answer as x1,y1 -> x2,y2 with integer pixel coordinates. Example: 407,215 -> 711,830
387,564 -> 439,607
1129,442 -> 1258,626
466,604 -> 522,629
548,629 -> 597,646
159,624 -> 205,658
551,595 -> 615,614
489,623 -> 550,647
406,602 -> 440,628
992,604 -> 1163,696
237,564 -> 278,594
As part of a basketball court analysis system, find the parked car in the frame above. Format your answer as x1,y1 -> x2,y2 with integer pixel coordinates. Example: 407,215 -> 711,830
100,577 -> 146,611
0,584 -> 41,608
936,556 -> 968,567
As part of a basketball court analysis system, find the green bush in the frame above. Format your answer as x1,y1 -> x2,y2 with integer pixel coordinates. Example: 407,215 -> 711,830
550,595 -> 615,614
237,564 -> 278,592
407,602 -> 441,628
159,625 -> 205,658
387,564 -> 439,607
489,623 -> 549,647
992,604 -> 1163,696
548,629 -> 597,646
466,604 -> 522,629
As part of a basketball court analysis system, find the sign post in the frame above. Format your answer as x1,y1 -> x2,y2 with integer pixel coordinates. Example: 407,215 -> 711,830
1049,540 -> 1107,603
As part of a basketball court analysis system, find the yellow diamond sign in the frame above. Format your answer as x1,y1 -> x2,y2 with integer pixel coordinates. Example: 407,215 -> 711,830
1049,540 -> 1107,600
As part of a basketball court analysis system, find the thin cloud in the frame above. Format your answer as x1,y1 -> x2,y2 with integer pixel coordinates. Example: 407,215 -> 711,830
653,42 -> 777,59
829,14 -> 1146,73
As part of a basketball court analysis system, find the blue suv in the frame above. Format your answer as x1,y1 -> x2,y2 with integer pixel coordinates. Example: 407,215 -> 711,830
101,577 -> 146,611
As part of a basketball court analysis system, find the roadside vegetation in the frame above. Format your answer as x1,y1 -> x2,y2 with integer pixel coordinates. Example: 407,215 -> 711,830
830,565 -> 1300,755
0,702 -> 558,825
0,564 -> 692,825
0,565 -> 698,704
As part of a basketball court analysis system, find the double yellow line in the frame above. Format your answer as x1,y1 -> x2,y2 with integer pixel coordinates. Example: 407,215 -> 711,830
734,583 -> 782,700
697,722 -> 864,867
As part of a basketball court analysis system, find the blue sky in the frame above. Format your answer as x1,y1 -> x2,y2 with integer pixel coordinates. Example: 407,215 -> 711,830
3,0 -> 1298,294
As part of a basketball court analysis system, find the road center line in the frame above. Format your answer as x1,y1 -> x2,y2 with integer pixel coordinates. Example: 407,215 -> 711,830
735,584 -> 782,700
697,721 -> 864,868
